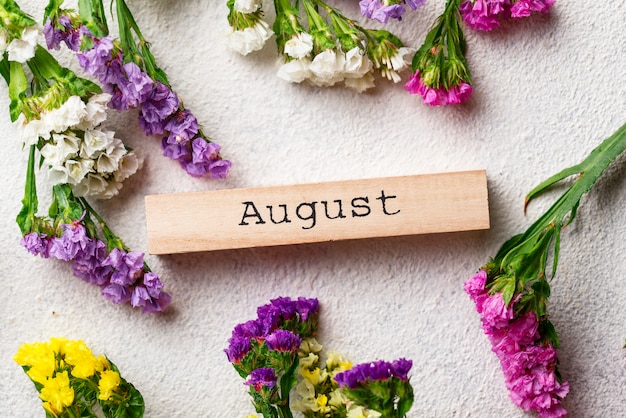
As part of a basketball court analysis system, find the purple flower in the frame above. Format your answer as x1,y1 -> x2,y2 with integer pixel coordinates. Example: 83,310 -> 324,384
140,291 -> 172,314
265,330 -> 301,353
295,297 -> 319,322
72,239 -> 112,286
208,159 -> 232,179
391,358 -> 413,380
334,358 -> 413,389
44,16 -> 81,51
140,82 -> 180,124
161,139 -> 191,161
225,336 -> 252,363
245,368 -> 277,392
77,35 -> 116,78
21,232 -> 50,258
359,0 -> 424,23
101,283 -> 131,304
119,62 -> 154,107
232,319 -> 266,340
49,223 -> 90,261
164,109 -> 199,145
102,248 -> 145,287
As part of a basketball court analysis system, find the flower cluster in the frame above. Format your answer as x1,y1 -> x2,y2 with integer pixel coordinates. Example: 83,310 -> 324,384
358,0 -> 556,105
464,122 -> 626,415
14,337 -> 144,417
227,0 -> 413,92
460,0 -> 555,31
225,296 -> 318,417
359,0 -> 426,24
44,1 -> 231,178
17,91 -> 140,199
2,2 -> 170,313
404,0 -> 473,106
465,270 -> 568,417
227,297 -> 415,418
333,358 -> 414,417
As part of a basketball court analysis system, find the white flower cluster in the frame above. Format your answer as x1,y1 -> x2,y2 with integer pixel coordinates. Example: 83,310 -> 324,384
277,33 -> 384,93
0,26 -> 41,63
15,94 -> 142,199
226,0 -> 273,56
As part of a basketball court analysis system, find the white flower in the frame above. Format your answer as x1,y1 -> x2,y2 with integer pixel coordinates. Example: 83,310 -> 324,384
48,165 -> 70,185
114,152 -> 142,183
14,114 -> 50,145
6,26 -> 40,63
381,46 -> 413,83
40,133 -> 80,166
46,96 -> 87,134
343,47 -> 372,79
227,20 -> 273,56
277,58 -> 312,83
65,158 -> 94,185
81,129 -> 114,158
344,73 -> 376,93
75,93 -> 111,130
284,32 -> 313,59
72,173 -> 108,198
233,0 -> 261,13
309,49 -> 345,87
97,179 -> 123,200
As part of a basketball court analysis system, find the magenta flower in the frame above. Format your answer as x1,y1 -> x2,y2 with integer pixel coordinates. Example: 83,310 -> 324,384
465,269 -> 569,417
405,71 -> 473,106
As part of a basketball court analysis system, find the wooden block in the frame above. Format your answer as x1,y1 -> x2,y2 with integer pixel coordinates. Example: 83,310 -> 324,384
145,170 -> 489,254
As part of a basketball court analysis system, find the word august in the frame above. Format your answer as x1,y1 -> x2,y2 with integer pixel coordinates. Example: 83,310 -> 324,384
239,190 -> 401,230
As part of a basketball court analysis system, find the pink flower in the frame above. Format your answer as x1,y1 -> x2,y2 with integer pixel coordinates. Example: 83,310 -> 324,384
481,293 -> 514,327
510,0 -> 555,18
404,71 -> 472,106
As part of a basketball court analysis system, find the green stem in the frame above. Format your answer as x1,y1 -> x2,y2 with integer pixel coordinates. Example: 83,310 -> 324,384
16,145 -> 39,235
497,122 -> 626,270
78,197 -> 127,251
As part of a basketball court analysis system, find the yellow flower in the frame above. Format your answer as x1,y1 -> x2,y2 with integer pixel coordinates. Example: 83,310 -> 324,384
14,342 -> 57,385
300,366 -> 327,385
313,394 -> 330,413
63,340 -> 100,379
39,371 -> 74,414
97,369 -> 121,401
243,415 -> 259,418
325,351 -> 352,374
299,352 -> 319,369
299,337 -> 323,354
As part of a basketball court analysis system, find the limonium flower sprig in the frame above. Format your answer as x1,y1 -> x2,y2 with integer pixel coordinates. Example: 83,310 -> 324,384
227,297 -> 415,418
466,121 -> 626,417
44,0 -> 231,178
460,0 -> 555,32
14,337 -> 144,417
359,0 -> 426,24
2,2 -> 170,313
227,0 -> 413,92
404,0 -> 472,106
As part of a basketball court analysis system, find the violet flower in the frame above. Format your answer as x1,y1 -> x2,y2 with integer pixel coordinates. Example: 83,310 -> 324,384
265,329 -> 301,353
245,367 -> 277,392
359,0 -> 426,23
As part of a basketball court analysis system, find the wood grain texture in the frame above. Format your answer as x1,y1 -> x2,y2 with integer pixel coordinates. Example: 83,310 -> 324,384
145,170 -> 490,254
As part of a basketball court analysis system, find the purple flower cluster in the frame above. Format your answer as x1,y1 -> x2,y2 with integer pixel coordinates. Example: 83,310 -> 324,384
224,296 -> 318,364
334,358 -> 413,389
43,18 -> 231,179
359,0 -> 426,23
21,223 -> 171,313
405,71 -> 473,106
244,367 -> 277,393
460,0 -> 555,31
465,270 -> 569,418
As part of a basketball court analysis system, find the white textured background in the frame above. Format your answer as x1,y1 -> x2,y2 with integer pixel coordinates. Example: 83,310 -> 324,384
1,0 -> 625,416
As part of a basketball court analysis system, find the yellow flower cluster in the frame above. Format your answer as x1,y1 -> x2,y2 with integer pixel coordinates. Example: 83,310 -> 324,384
14,337 -> 122,415
292,338 -> 357,416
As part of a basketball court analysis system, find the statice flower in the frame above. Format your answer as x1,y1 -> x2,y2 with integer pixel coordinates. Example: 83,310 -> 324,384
234,0 -> 411,92
359,0 -> 426,23
405,1 -> 473,106
44,4 -> 231,179
466,270 -> 569,417
14,337 -> 145,416
460,0 -> 555,31
226,0 -> 274,56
